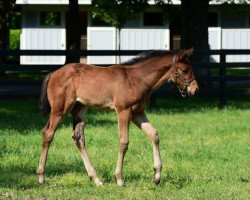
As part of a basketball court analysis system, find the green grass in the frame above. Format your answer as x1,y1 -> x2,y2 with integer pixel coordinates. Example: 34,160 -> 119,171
5,71 -> 48,81
0,97 -> 249,199
227,68 -> 250,76
210,68 -> 250,76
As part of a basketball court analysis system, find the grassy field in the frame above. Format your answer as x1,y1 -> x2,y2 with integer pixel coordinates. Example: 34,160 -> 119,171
0,97 -> 249,200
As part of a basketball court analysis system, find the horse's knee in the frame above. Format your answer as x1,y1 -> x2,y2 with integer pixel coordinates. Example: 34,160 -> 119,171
150,129 -> 159,145
119,140 -> 129,152
72,122 -> 85,140
42,131 -> 54,147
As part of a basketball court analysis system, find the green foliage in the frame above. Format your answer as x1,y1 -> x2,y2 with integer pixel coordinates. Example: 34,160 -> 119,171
155,0 -> 180,24
91,0 -> 149,29
9,29 -> 20,50
0,0 -> 16,28
10,12 -> 21,29
40,12 -> 61,26
0,97 -> 249,199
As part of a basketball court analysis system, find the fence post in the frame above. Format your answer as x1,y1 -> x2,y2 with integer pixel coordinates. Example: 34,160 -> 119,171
0,51 -> 6,77
219,52 -> 227,108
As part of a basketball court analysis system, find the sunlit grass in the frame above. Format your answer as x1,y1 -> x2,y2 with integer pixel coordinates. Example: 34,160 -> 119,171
0,97 -> 249,199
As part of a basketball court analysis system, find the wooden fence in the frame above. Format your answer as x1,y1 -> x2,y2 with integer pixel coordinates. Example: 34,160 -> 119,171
0,49 -> 250,108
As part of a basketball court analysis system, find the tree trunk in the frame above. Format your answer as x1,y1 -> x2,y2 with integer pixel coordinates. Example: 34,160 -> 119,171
181,0 -> 210,77
0,1 -> 11,77
65,0 -> 81,64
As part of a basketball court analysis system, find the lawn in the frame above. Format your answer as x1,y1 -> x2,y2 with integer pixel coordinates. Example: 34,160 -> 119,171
0,97 -> 249,199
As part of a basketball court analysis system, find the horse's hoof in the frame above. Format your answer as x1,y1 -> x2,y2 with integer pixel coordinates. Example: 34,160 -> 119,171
153,178 -> 160,185
93,178 -> 103,186
117,179 -> 124,187
95,180 -> 103,187
38,175 -> 45,184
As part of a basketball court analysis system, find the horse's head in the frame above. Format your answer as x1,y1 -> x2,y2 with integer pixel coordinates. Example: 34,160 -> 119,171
170,48 -> 199,97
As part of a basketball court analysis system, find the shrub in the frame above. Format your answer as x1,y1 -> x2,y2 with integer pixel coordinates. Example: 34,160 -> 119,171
9,29 -> 21,50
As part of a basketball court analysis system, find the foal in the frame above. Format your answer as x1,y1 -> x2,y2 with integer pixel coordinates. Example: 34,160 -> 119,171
37,48 -> 198,186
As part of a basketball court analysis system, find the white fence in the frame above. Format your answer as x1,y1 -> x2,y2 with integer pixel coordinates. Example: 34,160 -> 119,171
20,26 -> 250,65
208,28 -> 250,63
120,28 -> 170,63
87,27 -> 170,64
87,27 -> 117,65
20,28 -> 66,65
222,29 -> 250,62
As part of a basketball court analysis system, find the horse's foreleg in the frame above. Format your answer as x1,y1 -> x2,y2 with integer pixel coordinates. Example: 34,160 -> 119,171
115,108 -> 131,186
36,111 -> 62,184
71,105 -> 103,186
132,111 -> 162,185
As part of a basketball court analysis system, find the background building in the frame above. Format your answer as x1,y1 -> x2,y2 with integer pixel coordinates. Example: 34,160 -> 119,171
16,0 -> 250,64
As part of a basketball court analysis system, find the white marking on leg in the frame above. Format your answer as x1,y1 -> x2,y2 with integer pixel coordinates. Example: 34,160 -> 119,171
132,112 -> 162,185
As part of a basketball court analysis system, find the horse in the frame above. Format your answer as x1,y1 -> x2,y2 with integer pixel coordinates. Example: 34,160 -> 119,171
37,48 -> 199,186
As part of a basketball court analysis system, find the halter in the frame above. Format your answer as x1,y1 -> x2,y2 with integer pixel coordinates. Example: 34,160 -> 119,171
172,55 -> 195,97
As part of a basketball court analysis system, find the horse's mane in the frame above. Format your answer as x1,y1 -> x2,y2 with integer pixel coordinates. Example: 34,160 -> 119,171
121,50 -> 179,66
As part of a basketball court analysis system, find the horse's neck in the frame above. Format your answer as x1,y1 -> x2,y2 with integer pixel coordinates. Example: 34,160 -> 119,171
130,57 -> 172,90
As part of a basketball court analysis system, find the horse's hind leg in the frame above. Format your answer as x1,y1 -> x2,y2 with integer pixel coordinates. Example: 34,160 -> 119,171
36,110 -> 62,184
71,103 -> 103,186
132,111 -> 162,185
37,92 -> 75,184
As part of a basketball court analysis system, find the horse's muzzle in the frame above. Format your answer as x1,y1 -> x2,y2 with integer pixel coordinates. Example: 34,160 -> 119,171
187,80 -> 199,96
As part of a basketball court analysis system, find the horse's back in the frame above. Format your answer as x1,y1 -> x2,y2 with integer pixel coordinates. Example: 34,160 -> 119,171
47,63 -> 140,110
47,63 -> 118,109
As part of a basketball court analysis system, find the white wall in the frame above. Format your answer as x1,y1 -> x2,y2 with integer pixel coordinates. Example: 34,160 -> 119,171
120,28 -> 170,63
87,27 -> 117,65
222,29 -> 250,62
208,28 -> 250,62
208,27 -> 221,62
20,9 -> 66,65
87,27 -> 170,65
21,28 -> 66,64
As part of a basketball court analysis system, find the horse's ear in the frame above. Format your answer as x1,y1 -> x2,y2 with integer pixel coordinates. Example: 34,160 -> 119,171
178,48 -> 193,60
186,47 -> 193,57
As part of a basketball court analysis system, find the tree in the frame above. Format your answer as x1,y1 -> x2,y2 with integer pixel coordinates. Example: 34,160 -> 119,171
91,0 -> 149,62
155,0 -> 179,24
65,0 -> 81,63
0,0 -> 16,77
180,0 -> 248,77
180,0 -> 210,76
0,0 -> 16,50
153,0 -> 210,76
91,0 -> 149,29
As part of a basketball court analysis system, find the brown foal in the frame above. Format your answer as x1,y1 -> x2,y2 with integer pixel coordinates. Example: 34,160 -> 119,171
37,48 -> 198,186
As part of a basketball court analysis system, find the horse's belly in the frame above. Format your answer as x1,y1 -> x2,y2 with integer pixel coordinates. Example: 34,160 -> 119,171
76,96 -> 115,110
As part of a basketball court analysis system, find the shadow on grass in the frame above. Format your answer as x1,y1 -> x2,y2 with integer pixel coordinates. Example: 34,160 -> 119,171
0,99 -> 117,135
161,171 -> 193,189
0,165 -> 40,189
0,96 -> 249,135
148,95 -> 250,114
0,160 -> 88,189
101,169 -> 193,189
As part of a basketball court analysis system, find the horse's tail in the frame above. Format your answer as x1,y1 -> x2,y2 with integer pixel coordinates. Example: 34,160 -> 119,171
40,72 -> 53,116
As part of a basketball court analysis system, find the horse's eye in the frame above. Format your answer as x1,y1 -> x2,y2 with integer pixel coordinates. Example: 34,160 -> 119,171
181,68 -> 189,74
